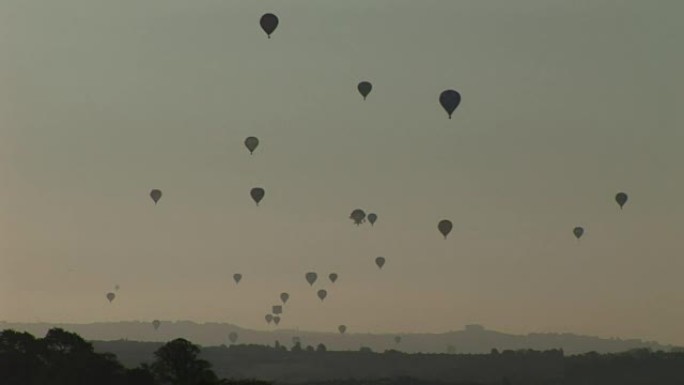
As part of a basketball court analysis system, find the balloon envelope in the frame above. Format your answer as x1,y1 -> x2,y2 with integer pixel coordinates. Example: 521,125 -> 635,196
265,314 -> 273,324
272,305 -> 283,315
357,81 -> 372,100
615,192 -> 628,209
573,226 -> 584,239
328,273 -> 338,283
260,13 -> 279,38
438,219 -> 453,239
305,272 -> 318,286
338,325 -> 347,334
250,187 -> 265,206
375,256 -> 386,269
280,292 -> 289,304
367,213 -> 378,226
106,292 -> 115,302
229,332 -> 238,343
245,136 -> 259,154
317,289 -> 327,301
350,209 -> 366,225
439,90 -> 461,119
150,189 -> 162,204
152,320 -> 161,330
233,274 -> 242,284
273,316 -> 281,325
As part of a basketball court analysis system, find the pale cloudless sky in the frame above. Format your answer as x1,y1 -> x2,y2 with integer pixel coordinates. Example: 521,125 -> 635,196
1,0 -> 683,345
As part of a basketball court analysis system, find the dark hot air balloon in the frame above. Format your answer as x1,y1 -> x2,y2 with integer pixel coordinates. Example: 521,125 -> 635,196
106,292 -> 115,303
338,325 -> 347,334
438,219 -> 453,239
265,314 -> 273,324
260,13 -> 279,38
250,187 -> 265,206
245,137 -> 259,154
233,274 -> 242,284
394,336 -> 401,344
272,305 -> 283,315
350,209 -> 366,225
229,332 -> 238,344
280,292 -> 289,304
317,289 -> 327,301
573,226 -> 584,239
357,81 -> 372,100
152,320 -> 161,330
367,213 -> 378,226
305,272 -> 317,286
439,90 -> 461,119
328,273 -> 338,283
615,192 -> 628,209
273,316 -> 281,325
150,189 -> 162,204
375,256 -> 386,269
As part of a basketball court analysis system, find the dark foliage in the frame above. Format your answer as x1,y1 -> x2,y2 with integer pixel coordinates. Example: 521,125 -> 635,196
0,328 -> 264,385
4,328 -> 684,385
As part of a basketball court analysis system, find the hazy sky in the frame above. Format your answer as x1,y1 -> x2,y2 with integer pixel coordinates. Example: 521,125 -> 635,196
1,0 -> 683,345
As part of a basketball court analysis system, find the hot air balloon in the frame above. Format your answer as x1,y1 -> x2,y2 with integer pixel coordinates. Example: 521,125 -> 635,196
350,209 -> 366,225
273,316 -> 281,325
615,192 -> 628,209
317,289 -> 327,301
233,274 -> 242,284
245,136 -> 259,155
338,325 -> 347,334
250,187 -> 265,206
152,320 -> 161,330
357,81 -> 372,100
106,292 -> 115,303
367,213 -> 378,226
394,336 -> 402,344
229,332 -> 238,344
573,226 -> 584,239
375,256 -> 386,269
150,189 -> 162,204
260,13 -> 279,38
265,314 -> 273,324
328,273 -> 338,283
114,284 -> 120,291
438,219 -> 453,239
272,305 -> 283,315
280,292 -> 289,304
305,272 -> 317,286
439,89 -> 461,119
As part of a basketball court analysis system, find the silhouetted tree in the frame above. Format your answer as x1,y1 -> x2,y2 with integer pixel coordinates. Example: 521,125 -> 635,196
0,328 -> 148,385
151,338 -> 218,385
316,343 -> 327,352
291,341 -> 303,353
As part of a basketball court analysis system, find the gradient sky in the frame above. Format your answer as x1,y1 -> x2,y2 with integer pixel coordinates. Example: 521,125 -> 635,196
1,0 -> 683,345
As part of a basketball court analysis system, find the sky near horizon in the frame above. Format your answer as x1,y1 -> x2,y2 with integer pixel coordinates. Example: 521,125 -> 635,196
1,0 -> 683,345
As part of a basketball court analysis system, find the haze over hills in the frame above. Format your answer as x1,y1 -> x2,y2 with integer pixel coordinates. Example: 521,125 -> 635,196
1,321 -> 676,355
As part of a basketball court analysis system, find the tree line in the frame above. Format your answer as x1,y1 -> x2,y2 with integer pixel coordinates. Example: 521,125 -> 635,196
3,328 -> 684,385
0,328 -> 268,385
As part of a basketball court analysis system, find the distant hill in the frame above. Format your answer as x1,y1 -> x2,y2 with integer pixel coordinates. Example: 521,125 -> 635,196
0,321 -> 675,356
